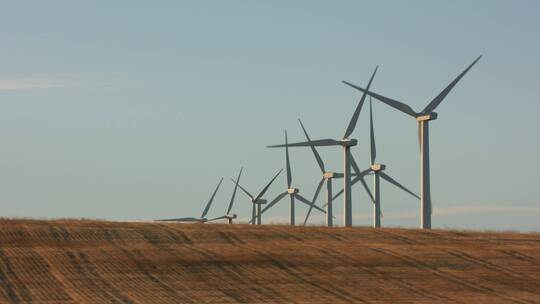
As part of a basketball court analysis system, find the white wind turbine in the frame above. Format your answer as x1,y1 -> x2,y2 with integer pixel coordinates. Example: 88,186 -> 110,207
333,99 -> 419,227
298,119 -> 372,227
232,169 -> 283,225
343,56 -> 482,229
268,67 -> 377,227
206,167 -> 243,224
156,178 -> 223,223
258,130 -> 326,225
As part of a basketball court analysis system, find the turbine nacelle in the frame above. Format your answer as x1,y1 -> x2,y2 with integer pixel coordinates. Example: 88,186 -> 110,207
287,188 -> 299,194
370,163 -> 386,172
416,112 -> 438,121
323,172 -> 335,179
323,171 -> 345,179
225,213 -> 237,219
252,199 -> 268,204
340,138 -> 358,146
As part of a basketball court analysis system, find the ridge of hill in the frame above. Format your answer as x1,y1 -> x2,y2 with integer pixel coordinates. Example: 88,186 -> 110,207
0,219 -> 539,303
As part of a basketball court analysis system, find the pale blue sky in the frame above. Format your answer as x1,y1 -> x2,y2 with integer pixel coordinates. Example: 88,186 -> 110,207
1,1 -> 539,231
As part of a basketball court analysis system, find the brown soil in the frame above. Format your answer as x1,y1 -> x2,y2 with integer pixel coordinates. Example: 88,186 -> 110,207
0,219 -> 539,303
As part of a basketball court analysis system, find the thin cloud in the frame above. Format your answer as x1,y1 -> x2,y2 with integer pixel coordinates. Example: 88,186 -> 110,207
0,78 -> 68,90
352,205 -> 540,220
260,204 -> 540,224
434,205 -> 540,216
0,75 -> 118,91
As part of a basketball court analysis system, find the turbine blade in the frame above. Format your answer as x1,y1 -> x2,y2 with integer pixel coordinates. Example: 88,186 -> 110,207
260,191 -> 288,216
156,217 -> 202,222
330,187 -> 344,203
330,174 -> 373,203
348,154 -> 371,178
298,119 -> 325,173
230,178 -> 254,200
423,55 -> 482,113
249,203 -> 256,224
358,168 -> 373,177
358,176 -> 375,204
226,167 -> 243,215
303,177 -> 325,226
350,154 -> 360,176
369,98 -> 376,165
332,173 -> 344,178
201,178 -> 223,218
343,66 -> 378,139
255,169 -> 283,200
285,130 -> 292,188
296,194 -> 326,214
331,175 -> 363,202
380,171 -> 420,199
206,215 -> 228,222
342,81 -> 417,117
268,138 -> 341,148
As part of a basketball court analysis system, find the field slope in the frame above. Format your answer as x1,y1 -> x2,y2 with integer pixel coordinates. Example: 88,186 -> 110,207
0,219 -> 539,303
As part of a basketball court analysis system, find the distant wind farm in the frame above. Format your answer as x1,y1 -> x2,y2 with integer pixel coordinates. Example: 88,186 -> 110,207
3,2 -> 539,303
159,56 -> 482,230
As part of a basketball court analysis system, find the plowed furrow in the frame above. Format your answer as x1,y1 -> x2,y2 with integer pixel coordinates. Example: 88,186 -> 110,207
62,250 -> 127,303
366,246 -> 534,304
7,247 -> 74,302
156,224 -> 293,303
241,241 -> 366,304
0,249 -> 32,303
105,229 -> 196,304
303,242 -> 459,303
138,226 -> 248,303
450,250 -> 540,281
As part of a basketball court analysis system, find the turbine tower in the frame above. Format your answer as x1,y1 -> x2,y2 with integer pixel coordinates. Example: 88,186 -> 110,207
334,99 -> 419,227
298,119 -> 371,227
258,130 -> 326,225
268,67 -> 377,227
156,178 -> 223,223
232,169 -> 283,225
343,56 -> 481,229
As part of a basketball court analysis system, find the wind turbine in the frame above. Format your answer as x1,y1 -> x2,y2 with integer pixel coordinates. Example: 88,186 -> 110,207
206,167 -> 243,224
298,119 -> 372,227
268,67 -> 377,227
342,56 -> 482,229
156,178 -> 223,223
259,131 -> 326,225
232,169 -> 283,225
333,99 -> 419,227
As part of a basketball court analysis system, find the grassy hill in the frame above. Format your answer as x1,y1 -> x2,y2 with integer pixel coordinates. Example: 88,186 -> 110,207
0,219 -> 539,303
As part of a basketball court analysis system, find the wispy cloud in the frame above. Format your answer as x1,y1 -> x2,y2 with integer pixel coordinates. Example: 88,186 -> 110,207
0,75 -> 117,91
259,204 -> 540,224
353,204 -> 540,220
434,204 -> 540,216
0,78 -> 65,90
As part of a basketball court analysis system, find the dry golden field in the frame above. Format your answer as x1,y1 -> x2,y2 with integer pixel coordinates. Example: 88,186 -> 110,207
0,219 -> 539,303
